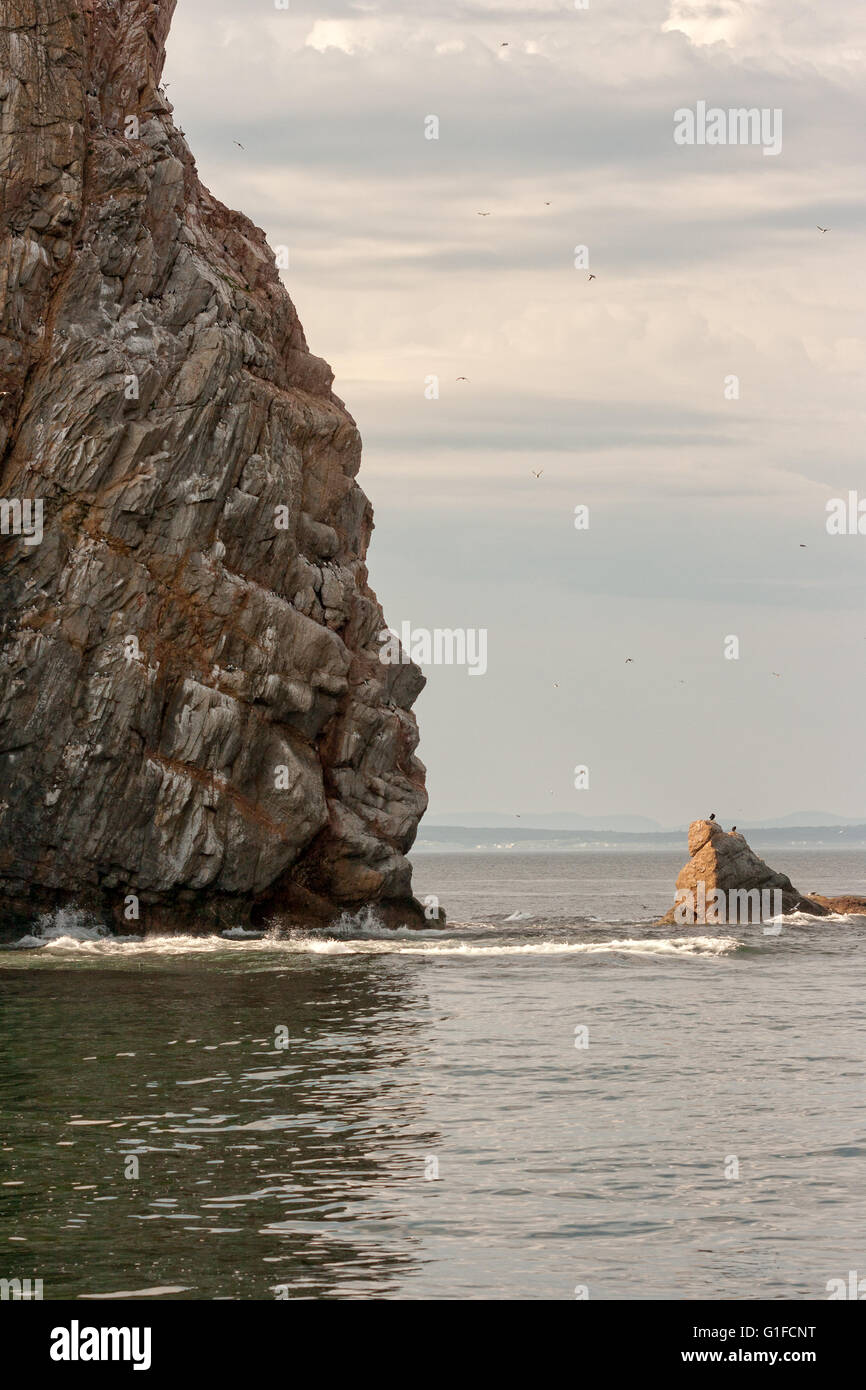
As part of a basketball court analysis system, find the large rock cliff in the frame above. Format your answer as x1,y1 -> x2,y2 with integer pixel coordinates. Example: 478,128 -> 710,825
0,0 -> 428,934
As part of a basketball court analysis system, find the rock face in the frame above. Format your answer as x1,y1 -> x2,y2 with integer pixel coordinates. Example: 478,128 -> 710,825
662,820 -> 866,924
0,0 -> 428,935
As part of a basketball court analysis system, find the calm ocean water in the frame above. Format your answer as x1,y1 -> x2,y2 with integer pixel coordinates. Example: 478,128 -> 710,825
1,848 -> 864,1301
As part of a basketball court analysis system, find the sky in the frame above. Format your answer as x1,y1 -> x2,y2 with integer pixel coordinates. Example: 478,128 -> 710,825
164,0 -> 866,825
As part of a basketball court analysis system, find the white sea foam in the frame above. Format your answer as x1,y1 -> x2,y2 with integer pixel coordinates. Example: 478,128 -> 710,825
382,934 -> 739,958
9,906 -> 111,949
327,905 -> 389,936
5,922 -> 739,959
768,910 -> 861,926
256,932 -> 740,959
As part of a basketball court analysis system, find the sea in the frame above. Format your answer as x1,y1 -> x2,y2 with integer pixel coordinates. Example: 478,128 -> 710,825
1,847 -> 864,1301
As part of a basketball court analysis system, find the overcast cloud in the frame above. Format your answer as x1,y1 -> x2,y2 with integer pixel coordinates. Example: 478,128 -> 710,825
164,0 -> 866,824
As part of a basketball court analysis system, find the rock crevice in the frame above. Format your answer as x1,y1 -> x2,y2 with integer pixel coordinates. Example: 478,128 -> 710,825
0,0 -> 427,934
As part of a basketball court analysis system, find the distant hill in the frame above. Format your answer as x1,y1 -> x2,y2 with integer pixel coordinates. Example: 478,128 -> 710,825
737,811 -> 866,829
414,822 -> 866,852
424,812 -> 665,832
425,810 -> 866,833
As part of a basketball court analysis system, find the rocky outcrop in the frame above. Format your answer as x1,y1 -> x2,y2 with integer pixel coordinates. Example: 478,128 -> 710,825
0,0 -> 428,935
803,893 -> 866,917
661,820 -> 866,924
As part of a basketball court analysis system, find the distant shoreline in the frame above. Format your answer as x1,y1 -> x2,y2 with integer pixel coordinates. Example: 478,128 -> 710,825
413,825 -> 866,853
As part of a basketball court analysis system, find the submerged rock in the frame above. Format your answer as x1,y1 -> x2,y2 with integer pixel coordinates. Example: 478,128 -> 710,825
0,0 -> 428,935
661,820 -> 866,924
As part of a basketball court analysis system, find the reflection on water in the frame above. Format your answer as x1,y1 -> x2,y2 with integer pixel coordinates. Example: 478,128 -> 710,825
1,848 -> 865,1300
0,963 -> 438,1299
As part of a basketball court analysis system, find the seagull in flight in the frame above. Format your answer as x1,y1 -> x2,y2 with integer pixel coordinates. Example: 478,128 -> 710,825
817,225 -> 830,233
625,657 -> 633,663
456,376 -> 469,381
477,211 -> 491,216
532,468 -> 543,478
588,273 -> 596,281
799,543 -> 807,547
233,140 -> 245,149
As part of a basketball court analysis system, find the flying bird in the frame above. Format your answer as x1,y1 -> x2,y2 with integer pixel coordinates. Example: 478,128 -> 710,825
799,543 -> 807,547
476,211 -> 491,216
233,140 -> 245,149
456,376 -> 469,381
544,201 -> 552,206
817,226 -> 829,233
588,273 -> 596,281
625,658 -> 633,663
531,468 -> 543,478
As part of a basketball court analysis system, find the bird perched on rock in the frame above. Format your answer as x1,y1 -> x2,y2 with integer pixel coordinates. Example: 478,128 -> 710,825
731,825 -> 737,832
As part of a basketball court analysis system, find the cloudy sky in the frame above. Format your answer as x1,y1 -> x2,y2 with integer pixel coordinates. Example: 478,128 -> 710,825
165,0 -> 866,825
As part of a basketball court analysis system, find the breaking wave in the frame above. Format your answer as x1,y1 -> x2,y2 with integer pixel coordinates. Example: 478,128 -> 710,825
8,907 -> 112,950
4,908 -> 740,961
771,910 -> 862,926
337,934 -> 741,958
327,906 -> 390,936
